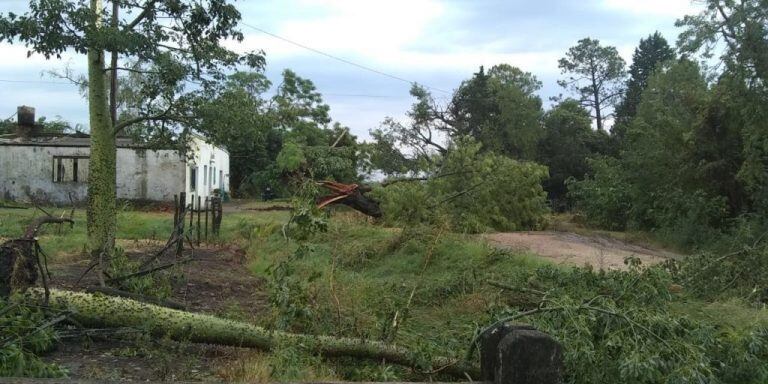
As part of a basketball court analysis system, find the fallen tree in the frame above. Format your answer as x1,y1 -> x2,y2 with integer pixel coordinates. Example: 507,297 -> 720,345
28,288 -> 479,379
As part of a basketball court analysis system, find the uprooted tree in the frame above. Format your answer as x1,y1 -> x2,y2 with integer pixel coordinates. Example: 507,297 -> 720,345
0,0 -> 264,284
276,80 -> 551,233
0,216 -> 73,298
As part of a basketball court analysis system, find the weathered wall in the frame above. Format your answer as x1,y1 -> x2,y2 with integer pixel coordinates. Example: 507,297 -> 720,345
0,145 -> 185,204
115,148 -> 186,202
185,136 -> 230,205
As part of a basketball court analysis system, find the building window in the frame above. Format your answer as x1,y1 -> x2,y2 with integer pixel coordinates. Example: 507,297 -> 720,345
203,165 -> 208,186
219,170 -> 223,188
190,167 -> 197,191
52,156 -> 89,183
212,167 -> 216,185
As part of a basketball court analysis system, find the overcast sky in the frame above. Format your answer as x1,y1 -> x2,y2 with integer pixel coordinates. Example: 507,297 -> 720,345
0,0 -> 701,140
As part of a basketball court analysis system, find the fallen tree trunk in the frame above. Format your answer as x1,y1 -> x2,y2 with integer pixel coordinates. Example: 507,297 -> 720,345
29,288 -> 478,379
84,286 -> 186,310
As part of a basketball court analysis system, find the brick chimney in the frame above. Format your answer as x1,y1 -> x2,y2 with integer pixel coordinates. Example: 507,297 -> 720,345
15,105 -> 39,138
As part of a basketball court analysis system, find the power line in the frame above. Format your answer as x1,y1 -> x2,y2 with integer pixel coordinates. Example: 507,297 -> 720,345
0,78 -> 405,99
240,22 -> 451,95
324,93 -> 400,99
0,78 -> 72,84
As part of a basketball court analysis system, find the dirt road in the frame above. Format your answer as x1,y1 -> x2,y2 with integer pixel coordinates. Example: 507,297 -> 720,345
484,231 -> 681,270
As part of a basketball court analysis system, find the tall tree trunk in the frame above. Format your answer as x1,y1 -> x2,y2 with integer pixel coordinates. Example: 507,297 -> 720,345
590,67 -> 603,132
87,0 -> 116,286
109,0 -> 118,126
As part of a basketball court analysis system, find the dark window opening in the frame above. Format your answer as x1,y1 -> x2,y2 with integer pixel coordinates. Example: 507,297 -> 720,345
53,156 -> 88,183
190,167 -> 197,191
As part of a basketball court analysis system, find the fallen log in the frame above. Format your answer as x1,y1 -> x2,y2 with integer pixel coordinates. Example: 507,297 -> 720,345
29,288 -> 478,379
85,286 -> 186,310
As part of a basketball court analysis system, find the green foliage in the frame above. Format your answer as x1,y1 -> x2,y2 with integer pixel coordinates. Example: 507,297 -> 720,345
374,138 -> 549,232
0,298 -> 67,378
613,32 -> 676,141
496,263 -> 768,384
250,215 -> 768,383
668,214 -> 768,301
570,60 -> 734,246
276,141 -> 307,173
266,245 -> 319,331
107,247 -> 174,299
196,69 -> 362,196
537,100 -> 609,209
677,0 -> 768,84
568,157 -> 632,230
450,64 -> 544,160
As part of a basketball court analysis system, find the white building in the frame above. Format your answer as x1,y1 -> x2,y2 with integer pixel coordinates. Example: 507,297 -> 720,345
0,107 -> 229,205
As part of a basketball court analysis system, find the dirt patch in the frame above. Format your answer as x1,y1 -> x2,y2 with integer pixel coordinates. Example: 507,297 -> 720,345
485,231 -> 681,270
40,245 -> 270,381
49,246 -> 267,318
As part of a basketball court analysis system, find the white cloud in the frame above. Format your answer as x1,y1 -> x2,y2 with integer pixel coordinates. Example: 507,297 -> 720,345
0,44 -> 85,71
601,0 -> 701,17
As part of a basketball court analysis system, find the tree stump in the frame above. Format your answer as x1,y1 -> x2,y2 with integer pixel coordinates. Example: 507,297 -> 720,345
0,239 -> 38,297
480,324 -> 564,384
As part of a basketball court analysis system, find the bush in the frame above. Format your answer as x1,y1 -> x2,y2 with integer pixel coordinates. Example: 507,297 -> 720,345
568,157 -> 631,230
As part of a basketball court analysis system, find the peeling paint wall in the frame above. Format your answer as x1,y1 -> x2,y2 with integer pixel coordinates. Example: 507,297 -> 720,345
0,145 -> 186,204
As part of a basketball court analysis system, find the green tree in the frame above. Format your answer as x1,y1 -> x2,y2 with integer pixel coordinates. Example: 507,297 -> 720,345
379,64 -> 544,162
454,64 -> 544,159
537,99 -> 606,209
273,69 -> 332,146
195,71 -> 276,195
612,32 -> 676,140
570,60 -> 731,245
677,0 -> 768,83
678,0 -> 768,212
558,38 -> 626,132
0,0 -> 262,283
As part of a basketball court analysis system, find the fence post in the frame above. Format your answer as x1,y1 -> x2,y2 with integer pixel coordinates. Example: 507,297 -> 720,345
197,195 -> 201,247
173,194 -> 179,229
479,324 -> 563,384
189,194 -> 194,229
204,197 -> 209,243
176,192 -> 186,258
211,196 -> 222,235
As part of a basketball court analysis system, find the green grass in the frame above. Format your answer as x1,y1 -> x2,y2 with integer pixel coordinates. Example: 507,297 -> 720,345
0,205 -> 290,261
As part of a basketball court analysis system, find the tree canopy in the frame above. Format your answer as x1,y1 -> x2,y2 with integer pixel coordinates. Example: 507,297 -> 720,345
558,38 -> 626,132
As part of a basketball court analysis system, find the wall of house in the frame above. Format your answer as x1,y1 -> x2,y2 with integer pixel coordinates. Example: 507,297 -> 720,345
0,145 -> 185,204
184,136 -> 230,205
115,148 -> 186,202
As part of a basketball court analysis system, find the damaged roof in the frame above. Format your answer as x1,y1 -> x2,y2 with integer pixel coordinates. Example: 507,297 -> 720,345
0,133 -> 166,149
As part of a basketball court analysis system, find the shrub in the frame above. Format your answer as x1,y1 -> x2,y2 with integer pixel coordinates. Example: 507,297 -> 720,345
373,138 -> 549,233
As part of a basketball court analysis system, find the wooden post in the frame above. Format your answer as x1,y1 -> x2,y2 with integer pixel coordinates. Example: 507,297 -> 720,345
189,194 -> 194,229
176,192 -> 186,258
173,194 -> 179,228
197,195 -> 201,247
211,196 -> 222,235
204,197 -> 209,243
